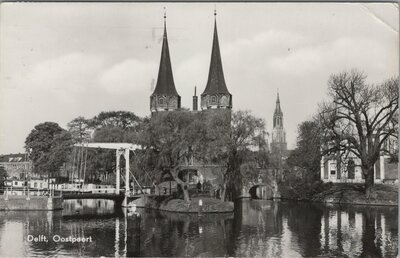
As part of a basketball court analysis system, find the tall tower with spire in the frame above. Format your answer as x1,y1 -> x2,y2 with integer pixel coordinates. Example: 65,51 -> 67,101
200,10 -> 232,110
193,86 -> 198,111
150,11 -> 181,113
271,91 -> 287,154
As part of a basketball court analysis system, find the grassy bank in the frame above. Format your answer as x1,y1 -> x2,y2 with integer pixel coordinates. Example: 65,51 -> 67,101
312,183 -> 398,206
280,182 -> 398,206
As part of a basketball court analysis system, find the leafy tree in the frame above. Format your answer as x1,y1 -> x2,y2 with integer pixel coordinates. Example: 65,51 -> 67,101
132,110 -> 268,202
67,116 -> 93,182
67,116 -> 92,143
90,111 -> 141,130
138,110 -> 202,201
88,113 -> 144,183
240,150 -> 268,186
318,70 -> 398,195
200,110 -> 268,201
89,127 -> 127,183
0,166 -> 7,186
25,122 -> 73,178
278,119 -> 325,200
67,111 -> 144,184
287,120 -> 322,181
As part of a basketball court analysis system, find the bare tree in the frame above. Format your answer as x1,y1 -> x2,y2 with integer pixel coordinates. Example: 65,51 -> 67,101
318,70 -> 398,195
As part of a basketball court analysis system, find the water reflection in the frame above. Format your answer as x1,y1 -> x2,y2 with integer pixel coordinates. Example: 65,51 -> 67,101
131,209 -> 234,257
0,199 -> 397,257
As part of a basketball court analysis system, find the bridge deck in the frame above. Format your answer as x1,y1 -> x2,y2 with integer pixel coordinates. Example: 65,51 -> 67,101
62,193 -> 145,200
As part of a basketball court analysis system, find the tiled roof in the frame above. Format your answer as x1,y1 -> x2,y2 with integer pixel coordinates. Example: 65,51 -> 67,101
0,154 -> 28,162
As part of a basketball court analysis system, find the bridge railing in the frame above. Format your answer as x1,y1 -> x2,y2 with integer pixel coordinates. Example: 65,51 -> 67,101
0,187 -> 62,197
0,186 -> 156,199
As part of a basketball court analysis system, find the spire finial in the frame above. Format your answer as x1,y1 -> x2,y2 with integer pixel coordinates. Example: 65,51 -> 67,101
214,5 -> 217,17
276,88 -> 280,102
163,7 -> 167,36
194,86 -> 197,96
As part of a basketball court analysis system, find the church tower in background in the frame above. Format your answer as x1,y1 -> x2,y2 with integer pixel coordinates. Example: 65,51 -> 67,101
200,11 -> 232,110
271,91 -> 287,154
150,12 -> 181,113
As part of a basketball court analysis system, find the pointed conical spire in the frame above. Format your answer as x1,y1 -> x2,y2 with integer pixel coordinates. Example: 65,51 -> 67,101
150,10 -> 181,113
271,90 -> 287,153
202,10 -> 230,96
274,90 -> 282,116
277,89 -> 280,103
152,10 -> 179,97
273,91 -> 283,128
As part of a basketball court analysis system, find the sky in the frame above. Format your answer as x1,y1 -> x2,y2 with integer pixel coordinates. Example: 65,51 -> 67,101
0,3 -> 398,154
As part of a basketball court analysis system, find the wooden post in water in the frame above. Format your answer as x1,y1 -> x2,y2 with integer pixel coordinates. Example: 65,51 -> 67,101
125,149 -> 130,196
116,150 -> 121,195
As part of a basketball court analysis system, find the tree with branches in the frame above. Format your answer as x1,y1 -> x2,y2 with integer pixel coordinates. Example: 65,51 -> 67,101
138,110 -> 268,202
0,166 -> 7,187
287,119 -> 322,181
25,122 -> 73,178
318,70 -> 398,195
90,111 -> 142,130
67,116 -> 92,143
67,111 -> 144,184
200,110 -> 268,201
138,110 -> 202,201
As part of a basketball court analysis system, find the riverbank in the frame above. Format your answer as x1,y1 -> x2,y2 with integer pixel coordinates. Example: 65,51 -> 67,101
312,183 -> 398,206
0,195 -> 63,210
280,182 -> 398,206
129,196 -> 234,213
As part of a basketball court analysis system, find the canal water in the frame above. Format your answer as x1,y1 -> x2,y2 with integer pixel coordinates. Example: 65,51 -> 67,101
0,199 -> 397,257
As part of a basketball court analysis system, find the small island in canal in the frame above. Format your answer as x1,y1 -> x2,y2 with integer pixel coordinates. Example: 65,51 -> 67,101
129,195 -> 234,213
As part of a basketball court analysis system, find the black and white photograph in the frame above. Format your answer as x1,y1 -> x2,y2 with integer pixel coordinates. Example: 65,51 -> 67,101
0,2 -> 398,257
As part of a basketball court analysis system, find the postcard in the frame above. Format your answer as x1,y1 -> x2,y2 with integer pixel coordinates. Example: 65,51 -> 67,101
0,2 -> 398,257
